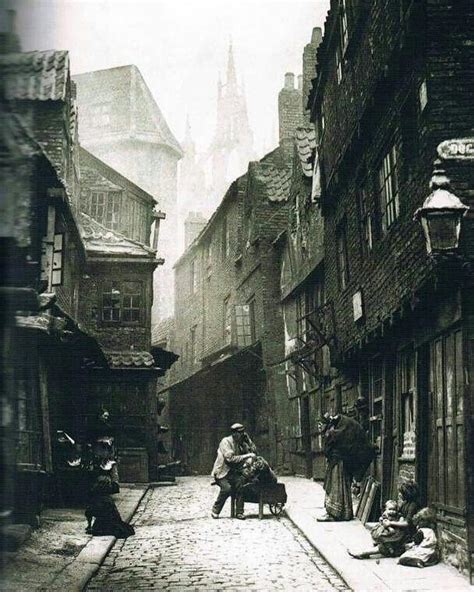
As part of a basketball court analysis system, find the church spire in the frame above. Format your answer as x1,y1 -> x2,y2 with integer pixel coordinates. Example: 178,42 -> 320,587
226,41 -> 237,88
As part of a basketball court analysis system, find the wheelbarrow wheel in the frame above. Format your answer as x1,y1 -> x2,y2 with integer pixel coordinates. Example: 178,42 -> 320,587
269,502 -> 284,516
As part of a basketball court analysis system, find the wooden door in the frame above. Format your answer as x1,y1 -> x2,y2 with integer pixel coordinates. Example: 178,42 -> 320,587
428,327 -> 465,512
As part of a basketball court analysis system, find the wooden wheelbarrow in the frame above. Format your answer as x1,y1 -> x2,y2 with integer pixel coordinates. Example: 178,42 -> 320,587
231,482 -> 287,520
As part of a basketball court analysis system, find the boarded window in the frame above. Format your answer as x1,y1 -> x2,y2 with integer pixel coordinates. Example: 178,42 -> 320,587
51,233 -> 64,286
429,327 -> 465,510
340,0 -> 349,52
378,144 -> 399,233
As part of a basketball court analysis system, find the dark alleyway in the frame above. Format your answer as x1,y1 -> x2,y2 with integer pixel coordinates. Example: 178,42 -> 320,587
86,477 -> 349,591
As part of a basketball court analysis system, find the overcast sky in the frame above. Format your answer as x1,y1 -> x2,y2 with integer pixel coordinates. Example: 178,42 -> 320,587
15,0 -> 329,158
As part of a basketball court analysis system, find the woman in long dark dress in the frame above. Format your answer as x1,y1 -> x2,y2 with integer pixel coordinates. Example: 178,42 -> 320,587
319,414 -> 375,522
85,474 -> 135,538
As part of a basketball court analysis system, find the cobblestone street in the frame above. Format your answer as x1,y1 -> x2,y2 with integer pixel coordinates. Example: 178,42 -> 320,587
87,477 -> 349,591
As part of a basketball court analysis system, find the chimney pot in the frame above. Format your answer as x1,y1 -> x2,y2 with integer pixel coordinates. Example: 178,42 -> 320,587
311,27 -> 322,46
284,72 -> 295,89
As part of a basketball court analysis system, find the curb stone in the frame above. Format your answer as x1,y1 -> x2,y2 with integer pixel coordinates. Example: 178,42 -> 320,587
46,485 -> 150,592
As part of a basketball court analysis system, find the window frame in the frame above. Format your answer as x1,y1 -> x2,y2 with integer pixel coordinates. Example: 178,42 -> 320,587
358,184 -> 373,256
223,295 -> 232,345
89,190 -> 123,231
377,143 -> 400,234
101,280 -> 144,325
336,219 -> 350,290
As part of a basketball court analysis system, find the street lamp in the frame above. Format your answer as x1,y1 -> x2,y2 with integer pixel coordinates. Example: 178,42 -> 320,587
414,162 -> 468,254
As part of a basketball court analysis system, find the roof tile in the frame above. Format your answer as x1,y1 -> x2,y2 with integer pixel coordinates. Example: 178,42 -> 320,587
0,50 -> 69,102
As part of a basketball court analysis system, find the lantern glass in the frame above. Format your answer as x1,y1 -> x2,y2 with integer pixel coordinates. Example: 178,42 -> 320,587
421,211 -> 461,253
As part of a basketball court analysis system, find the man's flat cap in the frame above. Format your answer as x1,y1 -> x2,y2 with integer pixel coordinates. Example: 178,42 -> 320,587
231,423 -> 245,432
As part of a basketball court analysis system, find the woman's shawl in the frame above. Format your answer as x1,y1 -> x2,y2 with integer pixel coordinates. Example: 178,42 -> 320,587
324,415 -> 375,481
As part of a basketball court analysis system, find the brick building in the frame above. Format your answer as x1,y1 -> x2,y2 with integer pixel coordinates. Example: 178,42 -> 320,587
308,0 -> 474,572
162,73 -> 303,475
0,49 -> 105,524
74,65 -> 183,322
76,146 -> 171,482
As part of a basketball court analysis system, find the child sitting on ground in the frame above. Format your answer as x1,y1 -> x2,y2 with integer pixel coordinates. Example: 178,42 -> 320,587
369,499 -> 401,544
398,507 -> 439,568
349,480 -> 420,559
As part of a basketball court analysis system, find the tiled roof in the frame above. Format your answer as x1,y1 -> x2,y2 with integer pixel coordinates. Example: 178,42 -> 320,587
0,50 -> 69,101
106,350 -> 155,368
79,213 -> 155,258
151,316 -> 173,346
295,126 -> 317,178
253,163 -> 292,202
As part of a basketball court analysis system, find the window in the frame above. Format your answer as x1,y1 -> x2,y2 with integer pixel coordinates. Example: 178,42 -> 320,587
419,79 -> 428,112
223,296 -> 232,344
91,102 -> 111,127
378,144 -> 399,233
122,282 -> 141,322
16,346 -> 43,467
358,185 -> 373,255
235,301 -> 255,347
190,326 -> 197,365
222,216 -> 230,259
398,347 -> 416,459
51,233 -> 64,286
335,46 -> 343,84
206,241 -> 213,277
102,281 -> 142,323
369,355 -> 384,450
89,191 -> 122,230
190,259 -> 198,294
336,220 -> 349,289
340,0 -> 349,52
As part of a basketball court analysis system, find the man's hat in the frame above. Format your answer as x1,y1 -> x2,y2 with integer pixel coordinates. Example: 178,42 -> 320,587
231,423 -> 245,432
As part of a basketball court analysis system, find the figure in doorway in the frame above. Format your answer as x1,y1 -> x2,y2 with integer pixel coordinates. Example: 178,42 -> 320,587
211,423 -> 256,520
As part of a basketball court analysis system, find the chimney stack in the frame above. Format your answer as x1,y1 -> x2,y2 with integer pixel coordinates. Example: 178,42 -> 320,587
278,72 -> 303,159
184,211 -> 207,248
302,27 -> 323,124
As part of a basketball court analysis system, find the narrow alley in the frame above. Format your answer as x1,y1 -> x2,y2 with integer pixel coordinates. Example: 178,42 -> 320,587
86,477 -> 349,592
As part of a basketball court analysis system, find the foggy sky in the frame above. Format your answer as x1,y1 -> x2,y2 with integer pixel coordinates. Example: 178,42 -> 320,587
15,0 -> 329,158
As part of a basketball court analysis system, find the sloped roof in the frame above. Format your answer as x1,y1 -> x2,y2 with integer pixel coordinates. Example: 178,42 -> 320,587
106,350 -> 156,368
295,126 -> 317,178
252,162 -> 292,202
151,316 -> 173,346
0,50 -> 69,101
79,212 -> 155,258
73,65 -> 183,157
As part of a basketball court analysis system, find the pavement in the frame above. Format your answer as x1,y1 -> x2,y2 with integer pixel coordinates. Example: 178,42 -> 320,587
0,483 -> 149,592
0,476 -> 472,591
283,476 -> 472,592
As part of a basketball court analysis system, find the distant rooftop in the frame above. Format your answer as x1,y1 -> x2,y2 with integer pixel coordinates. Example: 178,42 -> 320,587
0,50 -> 69,101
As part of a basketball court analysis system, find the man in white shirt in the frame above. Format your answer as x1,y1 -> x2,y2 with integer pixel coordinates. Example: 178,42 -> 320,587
211,423 -> 256,520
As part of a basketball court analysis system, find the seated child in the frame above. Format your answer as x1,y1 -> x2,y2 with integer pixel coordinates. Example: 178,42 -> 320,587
349,480 -> 420,559
369,499 -> 401,544
398,507 -> 439,568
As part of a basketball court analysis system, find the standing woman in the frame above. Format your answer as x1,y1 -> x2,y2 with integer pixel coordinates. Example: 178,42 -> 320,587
318,413 -> 375,522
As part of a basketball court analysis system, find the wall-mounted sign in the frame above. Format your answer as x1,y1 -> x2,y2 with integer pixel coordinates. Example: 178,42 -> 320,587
437,138 -> 474,160
353,290 -> 364,322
